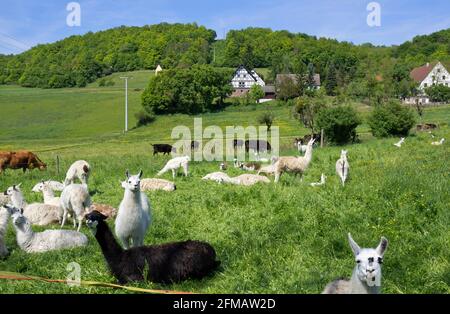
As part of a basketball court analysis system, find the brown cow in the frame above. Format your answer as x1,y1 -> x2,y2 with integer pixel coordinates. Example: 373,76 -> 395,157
0,151 -> 12,173
3,151 -> 47,173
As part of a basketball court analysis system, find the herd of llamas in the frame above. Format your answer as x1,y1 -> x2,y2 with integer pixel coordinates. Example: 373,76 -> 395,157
0,133 -> 446,293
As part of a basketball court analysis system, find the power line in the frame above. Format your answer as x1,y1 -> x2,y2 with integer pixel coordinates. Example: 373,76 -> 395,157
0,32 -> 31,50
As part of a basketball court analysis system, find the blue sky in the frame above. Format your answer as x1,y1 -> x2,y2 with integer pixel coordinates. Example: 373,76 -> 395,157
0,0 -> 449,54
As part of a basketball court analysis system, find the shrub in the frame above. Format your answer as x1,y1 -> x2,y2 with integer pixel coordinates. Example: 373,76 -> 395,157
292,96 -> 326,134
135,110 -> 156,127
257,111 -> 275,131
316,105 -> 361,145
368,100 -> 416,137
425,85 -> 450,103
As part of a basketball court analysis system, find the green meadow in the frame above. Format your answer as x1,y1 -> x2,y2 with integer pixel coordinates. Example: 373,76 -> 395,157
0,73 -> 449,294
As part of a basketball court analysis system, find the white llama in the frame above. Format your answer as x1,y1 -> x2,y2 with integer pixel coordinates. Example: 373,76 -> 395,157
322,233 -> 388,294
336,150 -> 350,187
115,170 -> 152,249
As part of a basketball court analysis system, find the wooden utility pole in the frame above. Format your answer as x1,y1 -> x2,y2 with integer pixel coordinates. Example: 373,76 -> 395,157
120,76 -> 132,132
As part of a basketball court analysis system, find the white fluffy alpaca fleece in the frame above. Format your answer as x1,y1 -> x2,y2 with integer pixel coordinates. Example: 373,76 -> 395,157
115,170 -> 152,249
60,183 -> 92,231
202,172 -> 231,183
157,156 -> 190,179
32,181 -> 61,206
32,180 -> 64,192
336,150 -> 350,187
6,206 -> 88,253
5,184 -> 62,226
140,178 -> 176,192
0,206 -> 10,258
64,160 -> 91,186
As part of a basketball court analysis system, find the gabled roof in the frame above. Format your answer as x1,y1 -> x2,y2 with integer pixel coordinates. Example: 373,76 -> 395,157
410,62 -> 438,82
233,65 -> 260,82
276,73 -> 321,86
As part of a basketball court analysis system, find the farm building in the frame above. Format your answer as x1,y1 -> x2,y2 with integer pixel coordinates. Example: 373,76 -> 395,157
275,73 -> 321,92
404,61 -> 450,105
230,65 -> 266,98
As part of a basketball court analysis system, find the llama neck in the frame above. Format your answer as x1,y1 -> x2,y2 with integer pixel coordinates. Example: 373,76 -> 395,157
302,146 -> 314,164
42,188 -> 55,203
11,191 -> 27,208
123,189 -> 141,205
15,222 -> 34,247
350,268 -> 381,294
95,222 -> 124,263
0,209 -> 10,237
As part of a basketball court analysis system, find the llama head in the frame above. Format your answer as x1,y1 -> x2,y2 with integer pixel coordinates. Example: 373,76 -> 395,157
32,180 -> 49,193
7,205 -> 28,231
4,183 -> 22,196
307,138 -> 316,147
341,150 -> 348,158
85,210 -> 107,234
122,170 -> 143,192
348,233 -> 388,287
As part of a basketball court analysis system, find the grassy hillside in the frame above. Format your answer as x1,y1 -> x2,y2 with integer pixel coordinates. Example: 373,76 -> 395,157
0,127 -> 448,294
0,78 -> 449,294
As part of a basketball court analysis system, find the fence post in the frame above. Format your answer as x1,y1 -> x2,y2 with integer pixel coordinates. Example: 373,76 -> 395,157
320,129 -> 324,148
56,155 -> 60,176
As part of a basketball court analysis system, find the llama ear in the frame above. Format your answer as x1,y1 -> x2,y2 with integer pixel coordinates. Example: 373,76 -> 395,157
138,170 -> 143,178
348,233 -> 361,256
125,170 -> 130,178
376,237 -> 388,257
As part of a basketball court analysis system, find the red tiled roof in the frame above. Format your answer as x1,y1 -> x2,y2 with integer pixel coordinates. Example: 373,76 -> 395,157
410,62 -> 437,82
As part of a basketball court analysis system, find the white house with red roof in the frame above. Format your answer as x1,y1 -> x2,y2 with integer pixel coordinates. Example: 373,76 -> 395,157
405,61 -> 450,104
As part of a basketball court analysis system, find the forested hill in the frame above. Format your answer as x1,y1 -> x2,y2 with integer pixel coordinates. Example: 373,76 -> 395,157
0,23 -> 449,89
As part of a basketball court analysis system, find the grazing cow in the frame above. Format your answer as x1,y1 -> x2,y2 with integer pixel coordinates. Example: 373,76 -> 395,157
2,151 -> 47,173
151,144 -> 175,156
245,140 -> 272,153
191,140 -> 200,151
0,152 -> 12,173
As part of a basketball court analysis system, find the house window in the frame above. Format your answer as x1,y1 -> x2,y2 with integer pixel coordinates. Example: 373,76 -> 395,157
424,83 -> 428,87
437,69 -> 441,73
443,76 -> 446,80
239,82 -> 245,88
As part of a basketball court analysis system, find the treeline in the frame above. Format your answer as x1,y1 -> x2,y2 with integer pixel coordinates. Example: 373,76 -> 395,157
0,23 -> 449,90
0,23 -> 215,88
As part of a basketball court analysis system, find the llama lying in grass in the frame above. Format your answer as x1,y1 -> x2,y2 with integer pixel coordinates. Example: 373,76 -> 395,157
0,194 -> 10,207
31,180 -> 64,192
202,172 -> 232,183
322,233 -> 388,294
310,173 -> 327,187
60,183 -> 91,232
86,210 -> 220,284
157,156 -> 190,179
218,174 -> 270,186
274,138 -> 316,183
431,138 -> 445,146
115,170 -> 151,249
5,184 -> 62,226
64,160 -> 91,186
336,150 -> 350,187
394,138 -> 405,148
4,205 -> 88,254
140,178 -> 176,192
257,164 -> 276,177
88,203 -> 117,218
32,180 -> 61,207
0,206 -> 10,258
